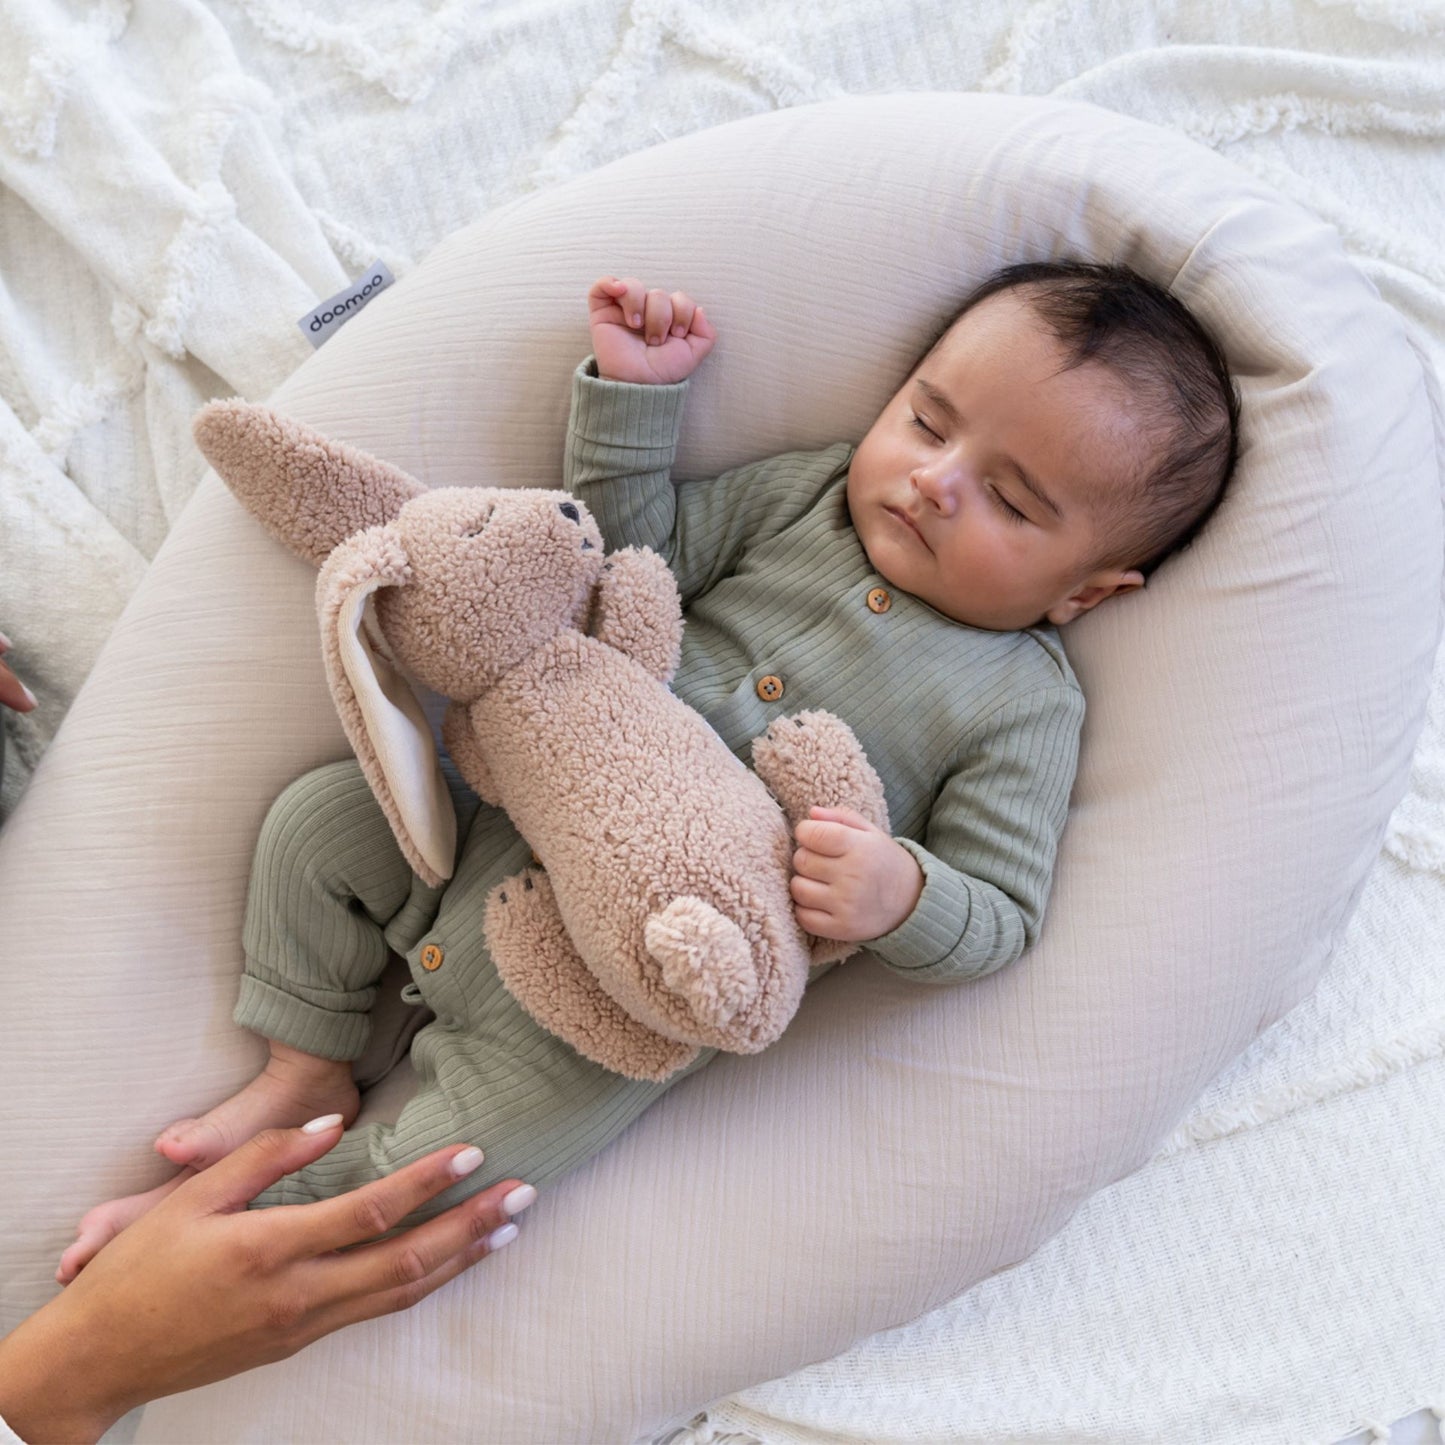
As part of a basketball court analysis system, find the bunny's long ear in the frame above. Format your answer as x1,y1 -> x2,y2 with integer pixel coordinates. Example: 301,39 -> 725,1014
194,400 -> 427,566
318,528 -> 457,887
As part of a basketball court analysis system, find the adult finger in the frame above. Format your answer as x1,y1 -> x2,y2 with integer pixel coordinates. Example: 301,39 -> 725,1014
0,657 -> 36,712
302,1196 -> 525,1338
280,1142 -> 502,1257
642,288 -> 674,345
179,1116 -> 350,1221
314,1173 -> 535,1305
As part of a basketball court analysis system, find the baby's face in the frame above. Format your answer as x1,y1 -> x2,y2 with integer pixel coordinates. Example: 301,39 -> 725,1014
847,291 -> 1150,631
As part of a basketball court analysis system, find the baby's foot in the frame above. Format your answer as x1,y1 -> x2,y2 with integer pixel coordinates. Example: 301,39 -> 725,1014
154,1042 -> 360,1171
56,1170 -> 193,1284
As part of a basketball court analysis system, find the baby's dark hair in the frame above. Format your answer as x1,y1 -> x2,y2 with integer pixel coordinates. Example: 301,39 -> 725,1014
922,260 -> 1240,578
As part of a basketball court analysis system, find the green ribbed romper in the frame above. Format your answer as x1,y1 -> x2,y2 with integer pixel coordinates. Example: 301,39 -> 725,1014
241,357 -> 1084,1216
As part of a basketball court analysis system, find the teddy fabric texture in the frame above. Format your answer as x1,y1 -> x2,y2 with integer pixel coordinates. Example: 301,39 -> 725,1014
235,351 -> 1085,1212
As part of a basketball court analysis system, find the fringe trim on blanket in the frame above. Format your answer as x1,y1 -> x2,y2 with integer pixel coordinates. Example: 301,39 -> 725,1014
1354,1405 -> 1445,1442
1155,1015 -> 1445,1156
657,1402 -> 1445,1444
653,1412 -> 764,1445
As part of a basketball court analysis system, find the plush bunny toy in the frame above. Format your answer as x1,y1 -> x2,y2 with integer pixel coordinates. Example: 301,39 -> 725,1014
193,400 -> 889,1081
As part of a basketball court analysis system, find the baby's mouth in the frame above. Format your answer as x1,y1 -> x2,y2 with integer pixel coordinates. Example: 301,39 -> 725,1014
887,505 -> 927,547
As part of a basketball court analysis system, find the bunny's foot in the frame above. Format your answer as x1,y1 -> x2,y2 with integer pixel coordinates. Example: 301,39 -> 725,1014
751,710 -> 890,833
486,868 -> 699,1082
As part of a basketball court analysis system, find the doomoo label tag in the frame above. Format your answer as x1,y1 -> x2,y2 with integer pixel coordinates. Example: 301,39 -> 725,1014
298,262 -> 396,348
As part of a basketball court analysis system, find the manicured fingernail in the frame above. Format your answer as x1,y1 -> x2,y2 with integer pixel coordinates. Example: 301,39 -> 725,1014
301,1113 -> 344,1134
672,324 -> 685,336
450,1146 -> 485,1178
19,683 -> 36,707
630,312 -> 641,326
486,1223 -> 518,1251
0,630 -> 11,648
502,1184 -> 537,1216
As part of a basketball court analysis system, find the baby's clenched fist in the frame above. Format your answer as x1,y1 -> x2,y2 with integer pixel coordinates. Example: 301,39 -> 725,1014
789,807 -> 924,943
588,275 -> 716,385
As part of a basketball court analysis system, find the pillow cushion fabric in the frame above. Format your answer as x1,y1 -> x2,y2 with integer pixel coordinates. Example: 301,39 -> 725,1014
0,91 -> 1438,1443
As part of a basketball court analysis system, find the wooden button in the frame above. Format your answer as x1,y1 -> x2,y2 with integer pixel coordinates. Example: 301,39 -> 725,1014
756,674 -> 784,702
420,943 -> 444,972
866,587 -> 892,613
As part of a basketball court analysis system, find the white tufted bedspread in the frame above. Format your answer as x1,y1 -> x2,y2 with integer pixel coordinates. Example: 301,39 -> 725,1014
1,4 -> 1442,1442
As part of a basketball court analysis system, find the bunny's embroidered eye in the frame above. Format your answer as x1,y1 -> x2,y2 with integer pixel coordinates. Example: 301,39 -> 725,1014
559,501 -> 580,522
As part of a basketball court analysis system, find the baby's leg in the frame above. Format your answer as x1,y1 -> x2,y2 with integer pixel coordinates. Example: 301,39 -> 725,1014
59,759 -> 458,1281
56,1172 -> 192,1284
155,1040 -> 359,1169
157,759 -> 438,1168
249,953 -> 718,1223
248,807 -> 718,1225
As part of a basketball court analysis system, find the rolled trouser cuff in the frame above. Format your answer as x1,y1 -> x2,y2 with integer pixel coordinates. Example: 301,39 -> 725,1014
235,969 -> 373,1061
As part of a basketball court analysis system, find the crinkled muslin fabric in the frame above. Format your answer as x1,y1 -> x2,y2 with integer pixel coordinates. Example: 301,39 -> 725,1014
0,93 -> 1439,1444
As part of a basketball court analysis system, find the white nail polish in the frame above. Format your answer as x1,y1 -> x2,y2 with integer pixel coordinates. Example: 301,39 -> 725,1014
502,1184 -> 537,1216
450,1146 -> 485,1178
301,1113 -> 344,1134
486,1223 -> 518,1251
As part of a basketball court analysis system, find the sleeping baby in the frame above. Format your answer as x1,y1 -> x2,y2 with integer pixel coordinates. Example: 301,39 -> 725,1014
59,259 -> 1238,1280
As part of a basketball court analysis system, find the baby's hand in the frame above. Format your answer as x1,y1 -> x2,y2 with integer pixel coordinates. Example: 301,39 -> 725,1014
587,275 -> 716,385
789,807 -> 924,943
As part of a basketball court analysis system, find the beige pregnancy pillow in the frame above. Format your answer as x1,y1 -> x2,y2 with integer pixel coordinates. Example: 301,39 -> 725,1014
0,93 -> 1439,1443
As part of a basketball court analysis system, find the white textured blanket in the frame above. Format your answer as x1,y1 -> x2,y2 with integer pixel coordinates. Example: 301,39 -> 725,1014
2,4 -> 1443,1442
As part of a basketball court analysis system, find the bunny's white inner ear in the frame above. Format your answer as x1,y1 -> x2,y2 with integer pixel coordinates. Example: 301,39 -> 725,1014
336,589 -> 457,882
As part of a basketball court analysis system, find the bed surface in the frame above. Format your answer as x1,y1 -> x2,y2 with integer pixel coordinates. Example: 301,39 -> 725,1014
1,5 -> 1442,1443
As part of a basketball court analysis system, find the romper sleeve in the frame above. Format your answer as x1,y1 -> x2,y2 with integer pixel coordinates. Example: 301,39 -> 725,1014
864,682 -> 1085,985
564,356 -> 851,604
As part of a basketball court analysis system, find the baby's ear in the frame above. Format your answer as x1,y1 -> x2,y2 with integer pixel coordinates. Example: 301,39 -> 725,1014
1046,568 -> 1145,626
193,400 -> 427,567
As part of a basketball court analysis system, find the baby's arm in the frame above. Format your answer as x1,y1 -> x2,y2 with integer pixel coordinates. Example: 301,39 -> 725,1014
588,276 -> 715,386
802,684 -> 1084,982
567,276 -> 852,600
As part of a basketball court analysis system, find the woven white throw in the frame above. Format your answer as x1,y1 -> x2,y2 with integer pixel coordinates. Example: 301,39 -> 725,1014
2,3 -> 1443,1441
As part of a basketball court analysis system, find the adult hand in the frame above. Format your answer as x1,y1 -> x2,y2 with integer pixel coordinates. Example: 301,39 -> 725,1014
0,631 -> 36,713
0,1119 -> 535,1444
588,274 -> 716,384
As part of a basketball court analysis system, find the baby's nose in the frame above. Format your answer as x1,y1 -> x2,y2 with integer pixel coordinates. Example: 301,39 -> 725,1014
913,462 -> 962,511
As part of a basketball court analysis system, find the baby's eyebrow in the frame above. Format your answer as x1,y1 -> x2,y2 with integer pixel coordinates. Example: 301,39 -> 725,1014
913,378 -> 961,426
913,378 -> 1064,520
